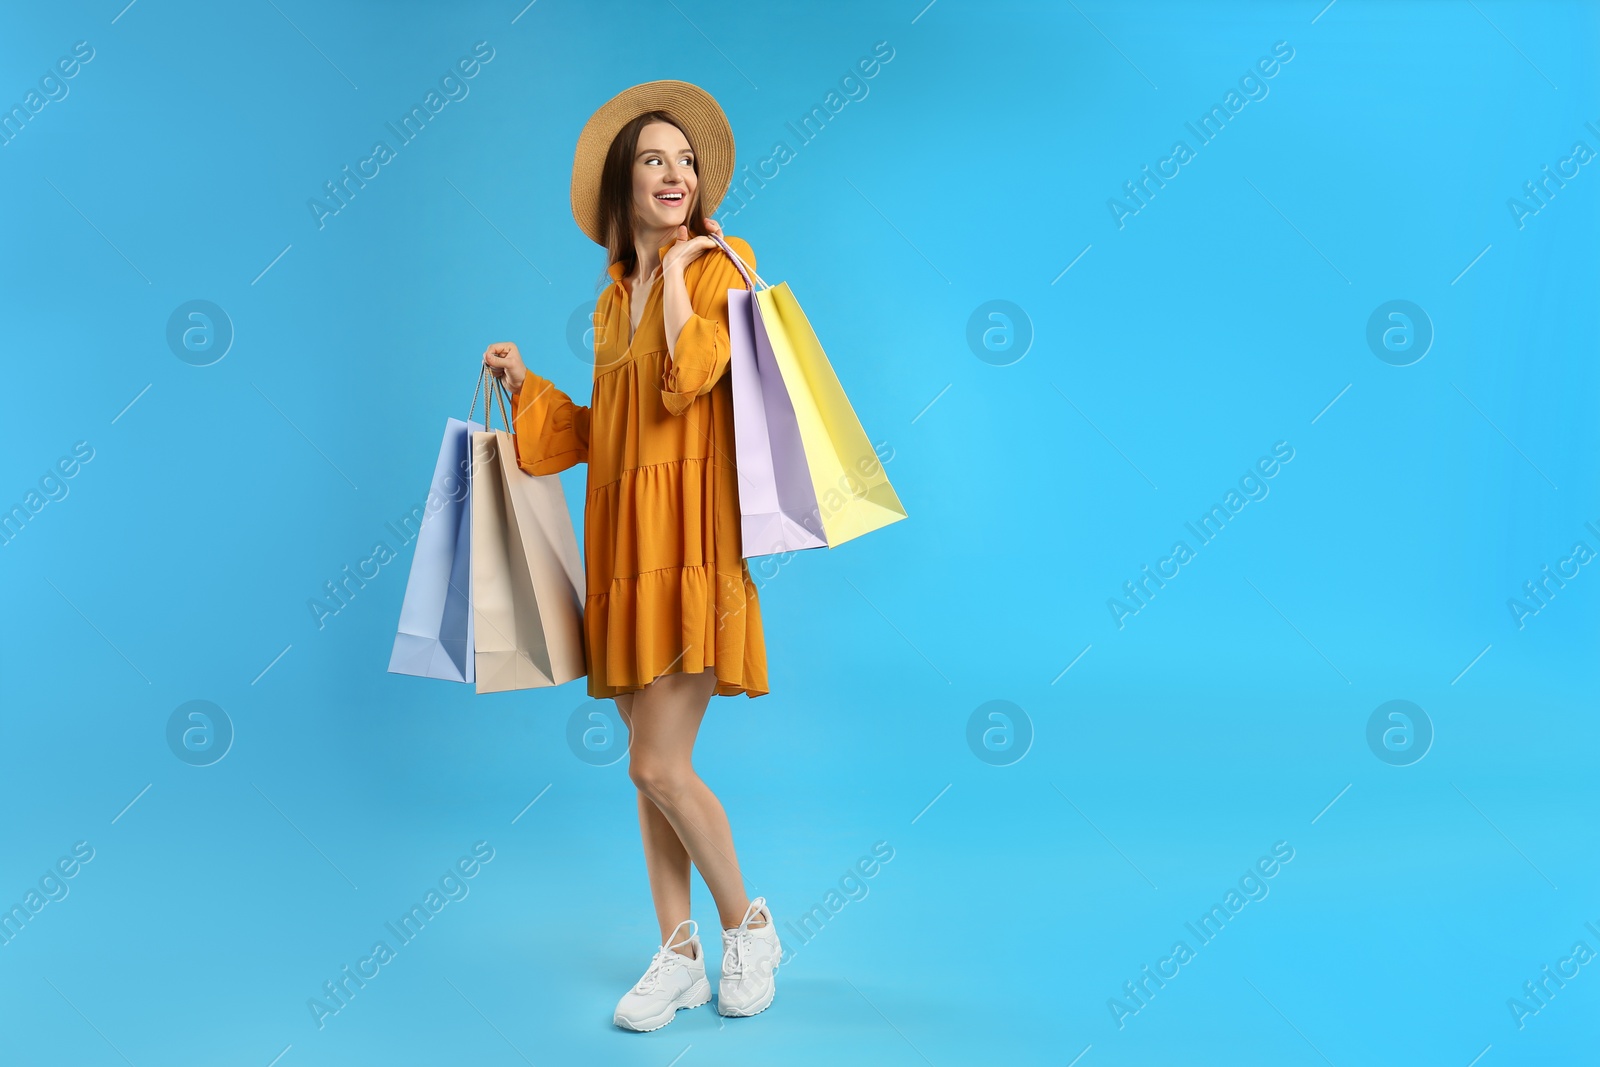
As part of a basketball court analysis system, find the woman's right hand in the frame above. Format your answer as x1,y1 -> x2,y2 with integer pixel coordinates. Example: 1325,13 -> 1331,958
483,341 -> 528,394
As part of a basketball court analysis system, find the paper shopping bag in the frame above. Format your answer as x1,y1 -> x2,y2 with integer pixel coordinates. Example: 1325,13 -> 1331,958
711,234 -> 829,558
469,377 -> 586,693
719,247 -> 906,548
388,416 -> 481,683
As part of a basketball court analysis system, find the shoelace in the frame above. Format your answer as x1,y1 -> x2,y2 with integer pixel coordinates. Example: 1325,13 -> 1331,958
721,898 -> 769,982
722,930 -> 750,980
635,919 -> 698,994
633,945 -> 681,993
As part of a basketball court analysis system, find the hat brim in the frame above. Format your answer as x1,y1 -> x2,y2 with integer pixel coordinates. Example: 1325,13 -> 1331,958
570,80 -> 735,247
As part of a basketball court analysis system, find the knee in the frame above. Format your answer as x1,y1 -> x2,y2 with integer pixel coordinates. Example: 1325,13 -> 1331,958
628,756 -> 691,804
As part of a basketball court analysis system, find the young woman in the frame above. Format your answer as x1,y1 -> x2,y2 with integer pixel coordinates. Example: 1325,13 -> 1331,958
481,80 -> 780,1032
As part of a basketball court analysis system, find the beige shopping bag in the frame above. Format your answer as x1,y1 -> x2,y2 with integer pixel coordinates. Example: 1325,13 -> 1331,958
468,373 -> 586,693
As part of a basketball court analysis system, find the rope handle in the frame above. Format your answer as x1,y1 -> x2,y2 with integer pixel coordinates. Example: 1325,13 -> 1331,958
490,373 -> 513,430
708,232 -> 770,292
467,364 -> 515,431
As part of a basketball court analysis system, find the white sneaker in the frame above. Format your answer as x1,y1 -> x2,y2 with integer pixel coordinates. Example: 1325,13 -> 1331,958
717,897 -> 781,1017
613,919 -> 711,1032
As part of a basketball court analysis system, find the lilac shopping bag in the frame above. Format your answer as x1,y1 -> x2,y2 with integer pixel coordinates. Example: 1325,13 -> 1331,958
387,415 -> 481,683
711,233 -> 828,558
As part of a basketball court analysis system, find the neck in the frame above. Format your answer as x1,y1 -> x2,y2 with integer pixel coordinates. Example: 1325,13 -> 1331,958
631,223 -> 675,280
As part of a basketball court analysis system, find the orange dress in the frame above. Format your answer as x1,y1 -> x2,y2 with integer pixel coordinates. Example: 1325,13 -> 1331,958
508,234 -> 768,700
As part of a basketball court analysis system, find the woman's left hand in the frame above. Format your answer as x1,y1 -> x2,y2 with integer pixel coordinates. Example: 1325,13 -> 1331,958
661,219 -> 722,275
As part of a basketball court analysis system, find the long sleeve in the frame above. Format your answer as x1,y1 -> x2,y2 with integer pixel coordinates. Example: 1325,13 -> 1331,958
660,236 -> 755,417
509,371 -> 591,474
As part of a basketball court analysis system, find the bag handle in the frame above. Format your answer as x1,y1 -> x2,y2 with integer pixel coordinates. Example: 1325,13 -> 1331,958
468,364 -> 515,431
490,373 -> 513,431
708,232 -> 770,292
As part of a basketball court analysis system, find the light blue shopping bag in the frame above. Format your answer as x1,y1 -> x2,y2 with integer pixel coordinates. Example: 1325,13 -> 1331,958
388,416 -> 482,683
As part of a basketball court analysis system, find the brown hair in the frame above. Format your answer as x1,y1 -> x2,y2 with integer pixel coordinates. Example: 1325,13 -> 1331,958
596,110 -> 709,287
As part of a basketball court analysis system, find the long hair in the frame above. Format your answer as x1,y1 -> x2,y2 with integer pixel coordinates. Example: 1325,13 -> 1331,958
596,111 -> 709,286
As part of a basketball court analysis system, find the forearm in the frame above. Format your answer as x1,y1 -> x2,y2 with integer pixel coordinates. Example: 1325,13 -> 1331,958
658,255 -> 739,416
662,265 -> 690,359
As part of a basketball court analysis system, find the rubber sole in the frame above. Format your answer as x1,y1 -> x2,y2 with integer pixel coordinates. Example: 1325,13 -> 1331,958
614,977 -> 712,1032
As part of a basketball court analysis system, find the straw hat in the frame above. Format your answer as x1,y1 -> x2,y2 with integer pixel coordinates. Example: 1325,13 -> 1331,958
570,79 -> 736,246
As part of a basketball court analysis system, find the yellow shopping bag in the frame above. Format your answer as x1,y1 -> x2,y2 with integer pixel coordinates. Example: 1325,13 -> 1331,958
753,283 -> 908,548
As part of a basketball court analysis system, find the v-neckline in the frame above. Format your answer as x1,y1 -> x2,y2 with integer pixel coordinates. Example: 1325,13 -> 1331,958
622,270 -> 660,350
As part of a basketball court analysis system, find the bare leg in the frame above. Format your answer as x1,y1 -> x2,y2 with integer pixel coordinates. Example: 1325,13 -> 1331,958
618,669 -> 763,938
614,689 -> 696,958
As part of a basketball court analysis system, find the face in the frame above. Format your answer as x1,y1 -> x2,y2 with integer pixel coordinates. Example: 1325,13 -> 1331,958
631,121 -> 698,232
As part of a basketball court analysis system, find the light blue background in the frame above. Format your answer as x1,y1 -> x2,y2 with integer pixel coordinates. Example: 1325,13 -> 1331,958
2,1 -> 1597,1064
